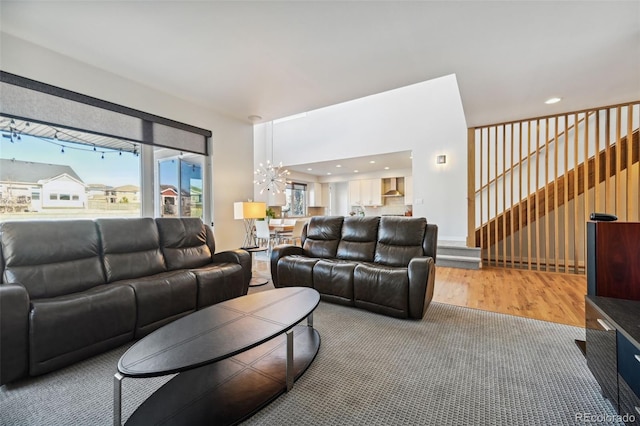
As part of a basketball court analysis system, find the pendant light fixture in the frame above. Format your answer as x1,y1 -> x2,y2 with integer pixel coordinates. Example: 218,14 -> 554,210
253,120 -> 289,194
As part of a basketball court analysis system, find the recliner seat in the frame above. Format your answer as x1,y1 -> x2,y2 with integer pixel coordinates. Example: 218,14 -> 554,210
271,215 -> 437,319
0,217 -> 250,385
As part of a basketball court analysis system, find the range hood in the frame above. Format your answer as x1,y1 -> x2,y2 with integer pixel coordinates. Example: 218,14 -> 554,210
383,178 -> 404,197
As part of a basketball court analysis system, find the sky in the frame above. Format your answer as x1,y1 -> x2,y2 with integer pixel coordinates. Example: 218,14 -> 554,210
0,132 -> 140,187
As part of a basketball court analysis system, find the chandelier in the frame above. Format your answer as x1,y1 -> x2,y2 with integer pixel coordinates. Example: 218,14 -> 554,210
254,160 -> 289,194
254,120 -> 290,194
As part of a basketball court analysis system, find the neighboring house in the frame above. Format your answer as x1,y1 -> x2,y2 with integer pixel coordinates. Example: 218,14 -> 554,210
111,184 -> 140,203
0,158 -> 86,211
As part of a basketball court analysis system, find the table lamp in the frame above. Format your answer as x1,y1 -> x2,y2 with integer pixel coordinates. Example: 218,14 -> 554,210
234,201 -> 266,248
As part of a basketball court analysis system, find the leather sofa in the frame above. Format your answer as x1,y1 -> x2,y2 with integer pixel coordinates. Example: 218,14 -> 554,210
0,217 -> 251,386
270,216 -> 437,319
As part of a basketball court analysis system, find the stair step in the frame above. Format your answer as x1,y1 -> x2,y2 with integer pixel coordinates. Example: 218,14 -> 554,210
437,254 -> 482,270
438,245 -> 481,258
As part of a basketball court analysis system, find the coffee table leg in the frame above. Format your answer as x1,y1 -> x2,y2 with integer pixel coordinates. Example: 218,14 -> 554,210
286,329 -> 294,391
307,312 -> 313,328
114,372 -> 123,426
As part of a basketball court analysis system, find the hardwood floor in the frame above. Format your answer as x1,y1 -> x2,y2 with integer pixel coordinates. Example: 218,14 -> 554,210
432,266 -> 586,327
254,256 -> 587,327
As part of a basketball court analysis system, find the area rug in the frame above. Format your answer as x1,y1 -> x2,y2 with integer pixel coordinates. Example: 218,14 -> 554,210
0,301 -> 621,425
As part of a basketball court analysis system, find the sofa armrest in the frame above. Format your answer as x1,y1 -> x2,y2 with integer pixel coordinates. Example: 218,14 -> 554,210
0,283 -> 30,385
270,245 -> 306,287
212,249 -> 252,288
407,256 -> 436,319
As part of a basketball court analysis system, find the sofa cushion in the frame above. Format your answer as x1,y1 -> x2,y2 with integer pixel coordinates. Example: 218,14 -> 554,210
29,284 -> 136,375
277,255 -> 319,288
337,216 -> 380,262
353,263 -> 409,318
96,218 -> 166,282
313,259 -> 356,306
0,220 -> 106,298
302,216 -> 344,258
374,217 -> 427,267
156,218 -> 213,270
115,270 -> 197,338
191,262 -> 244,309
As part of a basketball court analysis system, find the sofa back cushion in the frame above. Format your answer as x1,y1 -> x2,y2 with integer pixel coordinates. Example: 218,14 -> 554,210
302,216 -> 344,258
374,217 -> 427,267
0,220 -> 106,298
156,218 -> 213,270
96,218 -> 166,282
337,216 -> 380,262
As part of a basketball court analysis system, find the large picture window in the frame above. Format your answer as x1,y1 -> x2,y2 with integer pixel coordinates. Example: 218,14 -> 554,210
0,117 -> 141,219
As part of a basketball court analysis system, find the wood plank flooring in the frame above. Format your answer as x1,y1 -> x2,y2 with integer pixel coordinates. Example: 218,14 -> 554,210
254,256 -> 586,327
432,266 -> 586,327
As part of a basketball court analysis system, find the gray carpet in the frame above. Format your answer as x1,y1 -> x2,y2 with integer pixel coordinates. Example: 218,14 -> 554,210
0,301 -> 622,426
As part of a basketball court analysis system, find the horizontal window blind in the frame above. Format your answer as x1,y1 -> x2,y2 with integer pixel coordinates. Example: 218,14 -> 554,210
0,71 -> 211,155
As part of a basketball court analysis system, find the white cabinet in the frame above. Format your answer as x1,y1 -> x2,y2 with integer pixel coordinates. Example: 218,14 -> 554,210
308,183 -> 324,207
404,176 -> 413,205
349,179 -> 382,206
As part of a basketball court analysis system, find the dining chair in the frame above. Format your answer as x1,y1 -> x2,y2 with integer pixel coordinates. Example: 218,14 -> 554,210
255,220 -> 273,251
280,219 -> 306,246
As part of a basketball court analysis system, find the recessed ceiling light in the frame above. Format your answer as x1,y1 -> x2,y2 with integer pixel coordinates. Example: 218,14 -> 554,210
369,160 -> 376,164
307,168 -> 312,171
336,164 -> 342,168
354,170 -> 359,173
545,97 -> 562,104
327,172 -> 332,175
384,166 -> 389,170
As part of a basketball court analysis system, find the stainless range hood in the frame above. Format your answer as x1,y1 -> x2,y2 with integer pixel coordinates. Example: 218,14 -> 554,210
383,178 -> 403,197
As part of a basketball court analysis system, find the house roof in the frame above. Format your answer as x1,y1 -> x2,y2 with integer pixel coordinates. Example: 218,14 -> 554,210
0,158 -> 84,184
1,2 -> 637,127
112,184 -> 139,192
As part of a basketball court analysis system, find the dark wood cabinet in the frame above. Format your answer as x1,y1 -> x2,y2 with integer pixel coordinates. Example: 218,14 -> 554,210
586,296 -> 640,424
586,298 -> 618,406
587,221 -> 640,299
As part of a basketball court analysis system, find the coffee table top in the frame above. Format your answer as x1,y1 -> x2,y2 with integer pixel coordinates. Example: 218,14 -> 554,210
118,287 -> 320,378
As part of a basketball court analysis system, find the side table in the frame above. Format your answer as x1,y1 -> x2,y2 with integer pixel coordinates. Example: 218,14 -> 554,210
242,246 -> 269,287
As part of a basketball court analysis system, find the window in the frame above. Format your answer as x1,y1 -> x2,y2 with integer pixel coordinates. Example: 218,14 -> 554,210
285,182 -> 307,217
0,117 -> 141,220
156,147 -> 204,219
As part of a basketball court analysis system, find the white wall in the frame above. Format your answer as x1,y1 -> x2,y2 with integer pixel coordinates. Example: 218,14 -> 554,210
254,74 -> 469,241
0,33 -> 254,250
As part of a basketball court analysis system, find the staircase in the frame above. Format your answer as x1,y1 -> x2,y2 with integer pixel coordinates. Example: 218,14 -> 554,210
437,241 -> 482,270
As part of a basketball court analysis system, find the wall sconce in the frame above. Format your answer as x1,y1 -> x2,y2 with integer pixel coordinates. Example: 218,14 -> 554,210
436,155 -> 447,165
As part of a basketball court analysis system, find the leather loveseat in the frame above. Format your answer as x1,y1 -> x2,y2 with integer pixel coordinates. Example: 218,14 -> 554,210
0,217 -> 250,386
270,216 -> 437,319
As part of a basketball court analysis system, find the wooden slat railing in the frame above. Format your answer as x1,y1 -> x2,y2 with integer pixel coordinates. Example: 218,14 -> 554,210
468,102 -> 640,273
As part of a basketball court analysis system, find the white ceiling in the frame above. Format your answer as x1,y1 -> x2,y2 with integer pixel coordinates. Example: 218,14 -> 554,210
1,1 -> 638,132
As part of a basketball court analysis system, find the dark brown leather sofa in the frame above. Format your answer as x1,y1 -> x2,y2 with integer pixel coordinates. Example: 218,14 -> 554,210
0,217 -> 251,386
271,216 -> 437,319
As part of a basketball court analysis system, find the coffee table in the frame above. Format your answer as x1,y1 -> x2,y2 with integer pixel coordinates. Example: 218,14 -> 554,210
114,287 -> 320,425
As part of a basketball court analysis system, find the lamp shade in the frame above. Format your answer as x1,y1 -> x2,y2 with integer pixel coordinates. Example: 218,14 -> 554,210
234,201 -> 266,220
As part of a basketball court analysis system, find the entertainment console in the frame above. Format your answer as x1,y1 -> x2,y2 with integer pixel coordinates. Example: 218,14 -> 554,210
585,221 -> 640,425
586,296 -> 640,423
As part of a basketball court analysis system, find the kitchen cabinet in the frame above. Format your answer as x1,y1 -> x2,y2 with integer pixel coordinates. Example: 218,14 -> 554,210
404,176 -> 413,205
309,183 -> 324,207
349,179 -> 381,206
